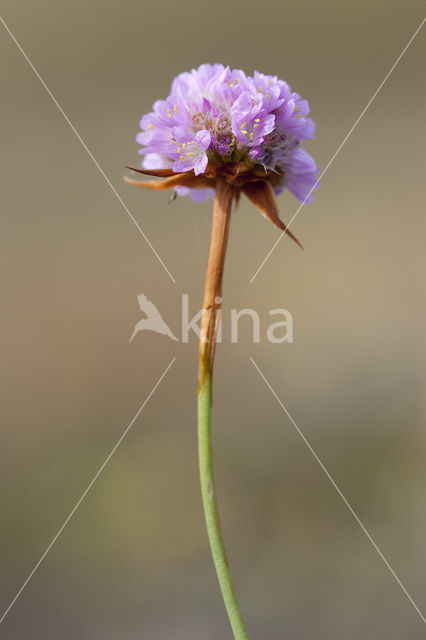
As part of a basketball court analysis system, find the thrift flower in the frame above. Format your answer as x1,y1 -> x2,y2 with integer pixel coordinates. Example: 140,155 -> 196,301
126,63 -> 318,247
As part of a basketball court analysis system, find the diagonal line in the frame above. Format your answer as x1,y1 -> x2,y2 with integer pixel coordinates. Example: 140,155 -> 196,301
249,17 -> 426,284
0,16 -> 176,285
0,357 -> 176,625
250,356 -> 426,625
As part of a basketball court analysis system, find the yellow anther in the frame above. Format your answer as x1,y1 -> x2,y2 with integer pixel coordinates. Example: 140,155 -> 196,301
234,77 -> 239,84
147,124 -> 154,130
257,87 -> 263,92
167,109 -> 172,117
177,147 -> 181,153
173,104 -> 179,113
182,142 -> 186,149
249,132 -> 254,140
253,123 -> 259,128
180,155 -> 186,161
241,130 -> 248,135
229,83 -> 234,87
254,118 -> 260,122
241,122 -> 247,128
187,152 -> 195,156
266,90 -> 271,100
187,141 -> 195,145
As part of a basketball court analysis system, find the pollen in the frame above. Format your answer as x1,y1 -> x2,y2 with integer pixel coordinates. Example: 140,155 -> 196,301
249,132 -> 254,140
180,155 -> 186,161
147,124 -> 155,130
167,109 -> 172,117
173,104 -> 179,113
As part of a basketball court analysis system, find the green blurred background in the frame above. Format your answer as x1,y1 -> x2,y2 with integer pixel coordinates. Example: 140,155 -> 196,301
1,1 -> 425,637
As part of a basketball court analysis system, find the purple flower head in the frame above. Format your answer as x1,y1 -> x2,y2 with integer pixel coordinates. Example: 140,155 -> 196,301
131,64 -> 318,209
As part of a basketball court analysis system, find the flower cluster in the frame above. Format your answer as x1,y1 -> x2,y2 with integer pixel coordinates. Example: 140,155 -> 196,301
136,64 -> 318,203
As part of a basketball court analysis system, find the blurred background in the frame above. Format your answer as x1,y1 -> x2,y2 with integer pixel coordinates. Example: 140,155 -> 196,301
1,1 -> 425,638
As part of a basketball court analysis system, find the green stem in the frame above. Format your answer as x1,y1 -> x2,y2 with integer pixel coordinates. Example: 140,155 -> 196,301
198,374 -> 249,640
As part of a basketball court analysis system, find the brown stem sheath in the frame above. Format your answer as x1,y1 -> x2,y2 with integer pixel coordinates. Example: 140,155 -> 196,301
198,176 -> 234,389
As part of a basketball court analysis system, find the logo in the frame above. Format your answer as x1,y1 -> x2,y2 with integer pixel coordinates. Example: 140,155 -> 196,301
130,294 -> 178,342
130,293 -> 293,344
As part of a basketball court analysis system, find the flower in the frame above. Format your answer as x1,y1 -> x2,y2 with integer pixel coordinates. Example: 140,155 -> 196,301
126,64 -> 319,247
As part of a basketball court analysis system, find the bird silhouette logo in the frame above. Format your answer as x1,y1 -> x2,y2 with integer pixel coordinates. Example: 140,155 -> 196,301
129,293 -> 178,343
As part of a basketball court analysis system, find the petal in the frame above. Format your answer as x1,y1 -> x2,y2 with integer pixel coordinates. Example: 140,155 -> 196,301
193,152 -> 208,176
142,153 -> 172,170
173,158 -> 191,173
189,187 -> 215,202
195,129 -> 212,150
175,185 -> 191,197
